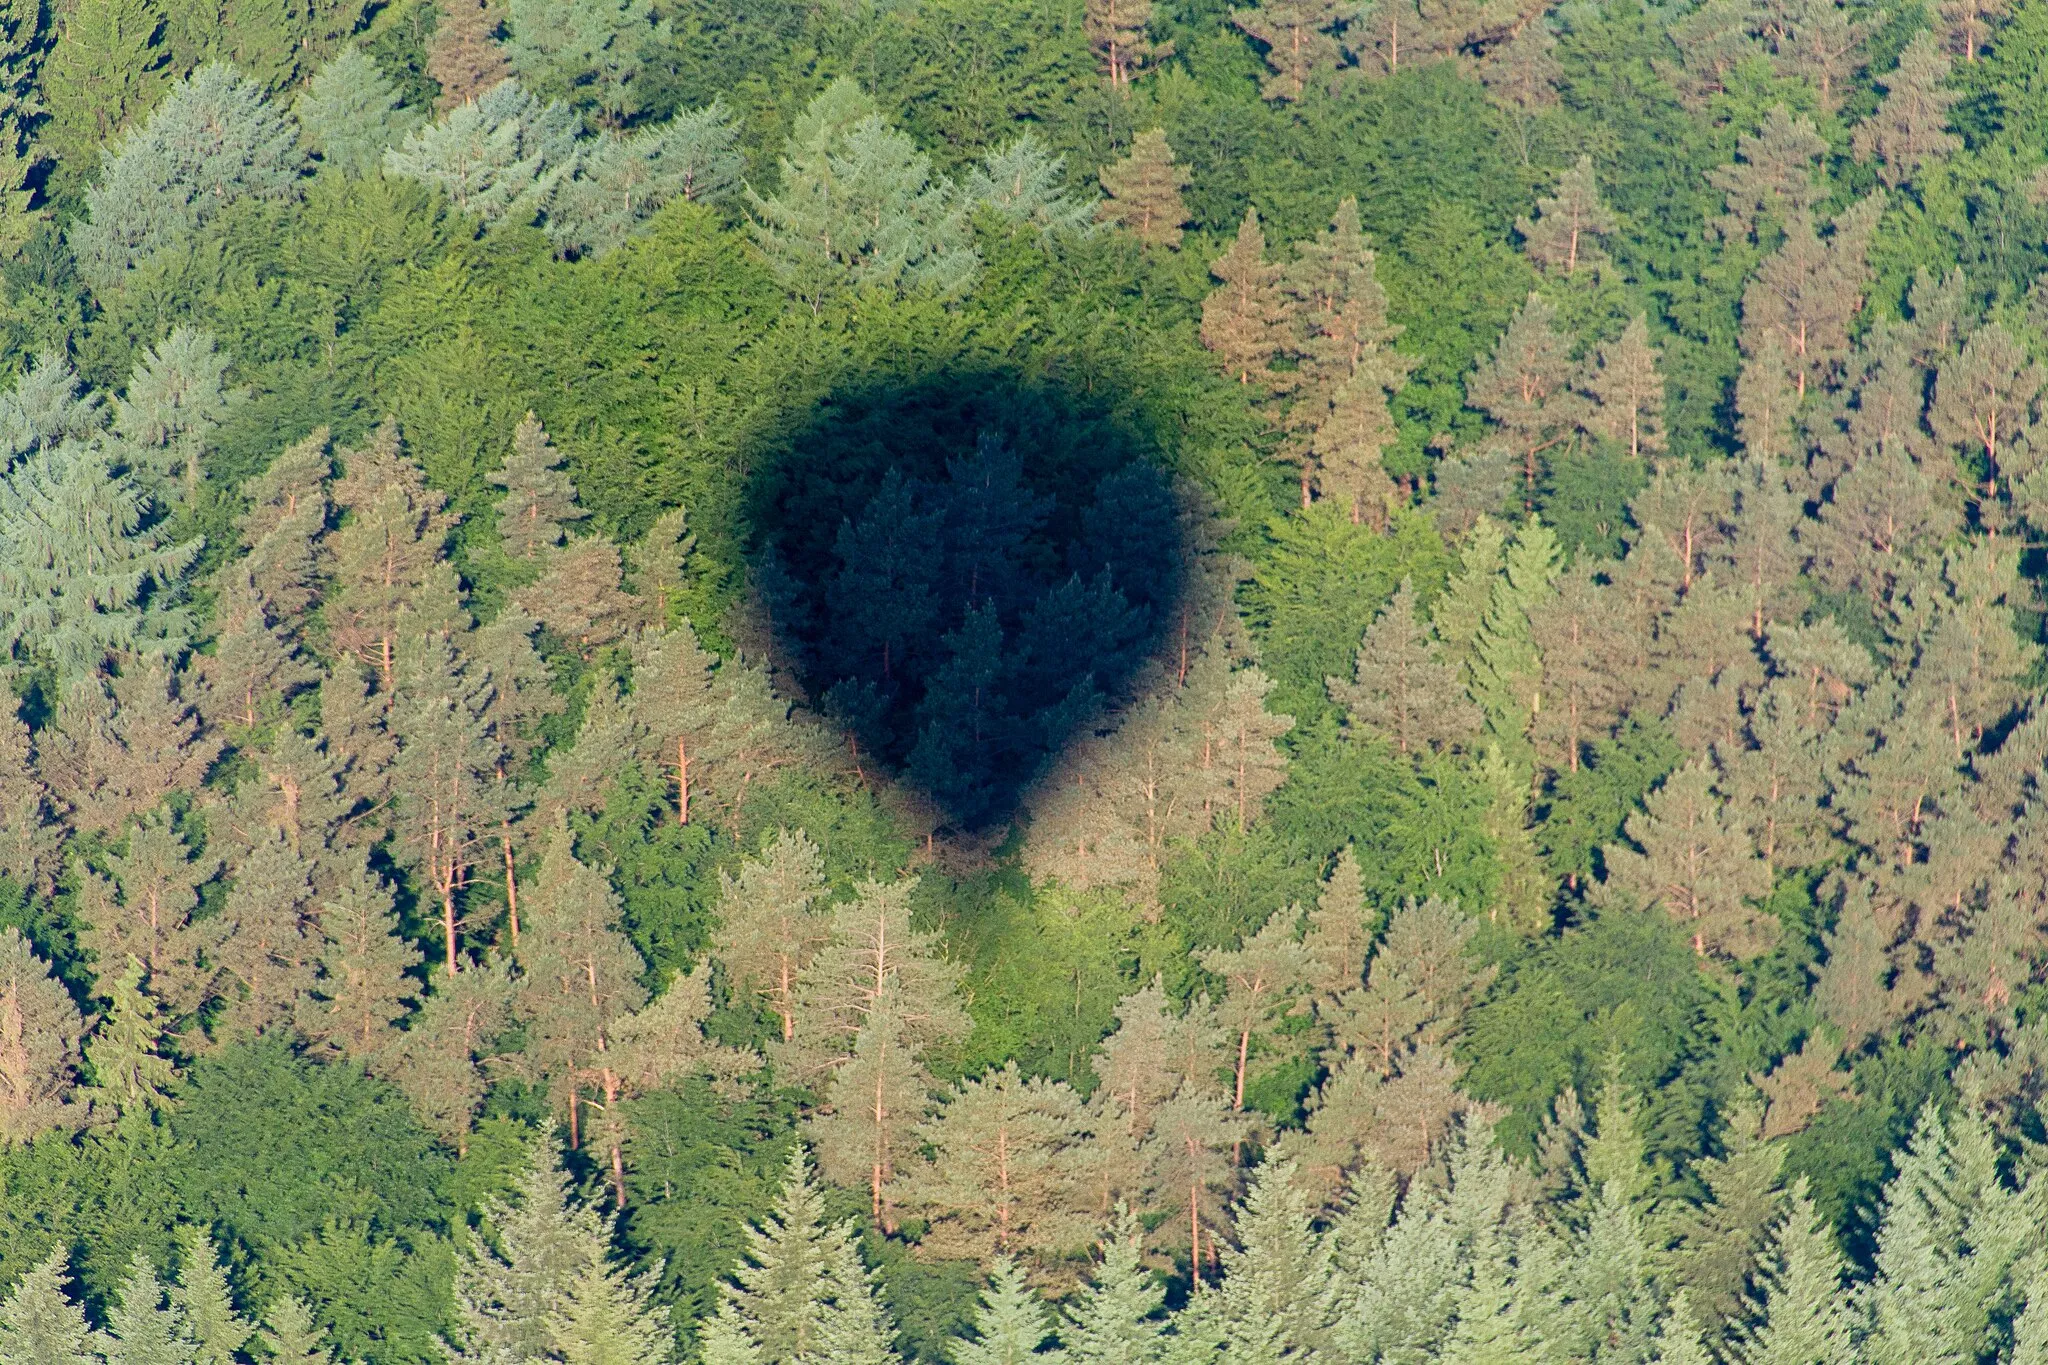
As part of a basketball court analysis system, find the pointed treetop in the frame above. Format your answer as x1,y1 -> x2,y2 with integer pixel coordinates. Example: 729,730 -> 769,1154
1096,131 -> 1190,250
1517,156 -> 1616,278
492,412 -> 588,560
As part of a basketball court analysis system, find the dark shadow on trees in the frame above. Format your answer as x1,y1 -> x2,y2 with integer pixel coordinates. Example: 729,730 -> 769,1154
746,368 -> 1185,831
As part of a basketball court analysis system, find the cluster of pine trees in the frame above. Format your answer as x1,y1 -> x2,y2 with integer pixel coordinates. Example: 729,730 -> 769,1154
9,0 -> 2048,1357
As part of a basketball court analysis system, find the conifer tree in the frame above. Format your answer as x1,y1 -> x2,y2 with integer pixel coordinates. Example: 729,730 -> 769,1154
1517,156 -> 1616,279
1727,1181 -> 1853,1365
382,960 -> 511,1148
1302,849 -> 1372,1005
42,660 -> 222,837
383,77 -> 577,224
1202,665 -> 1294,834
747,80 -> 976,309
1604,762 -> 1773,958
492,412 -> 588,560
76,813 -> 219,1015
113,328 -> 235,501
505,0 -> 660,127
514,535 -> 638,659
212,829 -> 323,1040
1741,197 -> 1883,398
258,1298 -> 334,1365
97,1255 -> 194,1365
1061,1207 -> 1167,1363
307,861 -> 420,1062
39,0 -> 168,196
0,927 -> 82,1144
1195,1160 -> 1338,1358
1529,559 -> 1627,774
325,423 -> 465,696
452,1142 -> 606,1362
171,1228 -> 251,1365
1095,130 -> 1189,250
1144,1085 -> 1254,1264
953,1257 -> 1054,1365
1085,0 -> 1171,88
1334,895 -> 1494,1074
0,441 -> 200,683
1940,0 -> 2006,60
1231,0 -> 1347,101
1775,0 -> 1870,114
1930,322 -> 2041,525
0,704 -> 61,895
1468,293 -> 1579,491
1851,34 -> 1959,186
428,0 -> 511,108
963,133 -> 1098,244
72,64 -> 302,296
0,1248 -> 98,1365
1584,315 -> 1667,458
80,956 -> 178,1115
546,1242 -> 675,1364
1466,518 -> 1562,758
1707,106 -> 1828,243
712,829 -> 830,1043
297,47 -> 424,177
1084,980 -> 1185,1197
1198,906 -> 1313,1110
1735,334 -> 1801,463
1201,208 -> 1288,388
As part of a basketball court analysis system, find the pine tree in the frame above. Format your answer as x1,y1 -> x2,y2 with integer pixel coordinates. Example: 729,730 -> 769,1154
1584,315 -> 1667,458
897,1061 -> 1093,1262
779,874 -> 969,1083
324,423 -> 465,696
1095,130 -> 1189,250
296,46 -> 424,177
0,441 -> 200,683
1200,665 -> 1293,834
1201,208 -> 1288,388
0,1248 -> 98,1365
76,813 -> 219,1015
80,955 -> 178,1114
1517,156 -> 1616,279
1940,0 -> 2006,60
1603,762 -> 1774,959
624,506 -> 694,626
1735,334 -> 1802,462
492,412 -> 588,560
97,1255 -> 195,1365
1061,1207 -> 1166,1364
1231,0 -> 1347,102
513,536 -> 638,659
258,1298 -> 333,1365
39,0 -> 168,198
0,703 -> 62,895
1930,322 -> 2041,525
1333,896 -> 1494,1074
211,829 -> 322,1040
1198,906 -> 1313,1110
712,829 -> 829,1043
0,927 -> 82,1144
1468,294 -> 1579,492
1774,0 -> 1870,114
390,632 -> 505,975
1302,849 -> 1373,1004
1707,106 -> 1828,243
42,660 -> 222,837
428,0 -> 511,108
1085,979 -> 1185,1174
1142,1086 -> 1252,1265
1529,559 -> 1628,774
1085,0 -> 1171,88
1740,197 -> 1883,398
1852,34 -> 1959,187
71,63 -> 302,295
952,1257 -> 1054,1365
381,960 -> 511,1148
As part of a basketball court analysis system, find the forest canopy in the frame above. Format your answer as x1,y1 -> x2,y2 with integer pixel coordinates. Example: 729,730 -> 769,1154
5,0 -> 2048,1361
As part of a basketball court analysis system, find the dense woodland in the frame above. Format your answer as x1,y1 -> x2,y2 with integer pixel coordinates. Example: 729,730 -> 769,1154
9,0 -> 2048,1358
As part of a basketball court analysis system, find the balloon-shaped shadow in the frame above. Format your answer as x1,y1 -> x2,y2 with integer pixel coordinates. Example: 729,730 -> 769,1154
748,369 -> 1185,831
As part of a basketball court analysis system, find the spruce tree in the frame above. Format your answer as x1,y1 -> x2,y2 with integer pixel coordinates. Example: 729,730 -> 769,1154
296,46 -> 424,177
952,1257 -> 1054,1365
1085,0 -> 1170,88
899,1062 -> 1093,1262
112,327 -> 235,500
452,1142 -> 606,1362
1516,156 -> 1616,279
71,63 -> 302,295
171,1228 -> 251,1365
1200,208 -> 1287,388
0,441 -> 200,683
545,1248 -> 675,1365
80,955 -> 178,1114
1465,518 -> 1562,759
1728,1181 -> 1853,1365
258,1298 -> 333,1365
1851,33 -> 1959,186
0,1248 -> 98,1365
1061,1207 -> 1166,1364
96,1255 -> 195,1365
1095,131 -> 1189,250
549,106 -> 744,256
492,411 -> 588,560
1231,0 -> 1347,102
39,0 -> 168,198
1198,1160 -> 1338,1359
0,926 -> 82,1144
711,829 -> 829,1043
